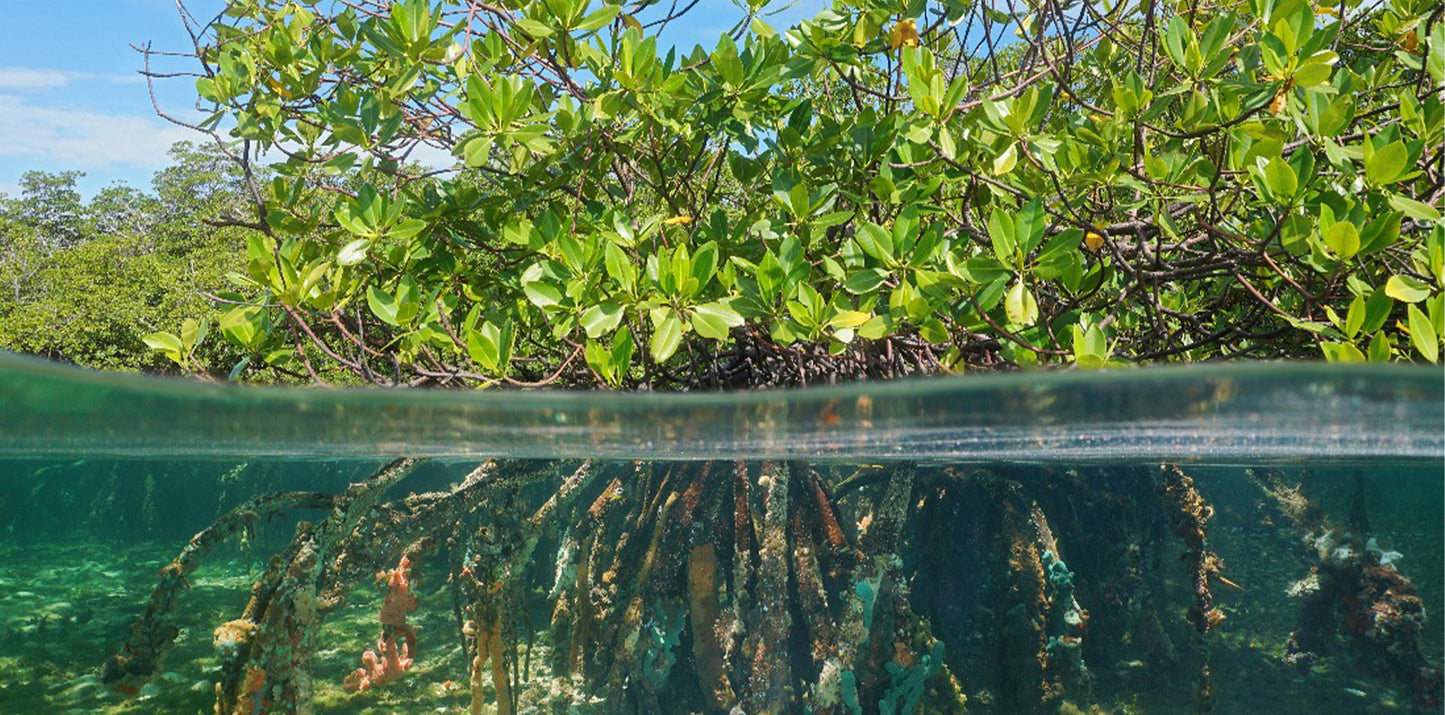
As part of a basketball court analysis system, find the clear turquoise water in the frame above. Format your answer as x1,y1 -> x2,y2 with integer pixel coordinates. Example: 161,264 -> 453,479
0,353 -> 1440,714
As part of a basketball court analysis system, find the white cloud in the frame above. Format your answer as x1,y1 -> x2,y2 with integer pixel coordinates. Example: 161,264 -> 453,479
0,66 -> 141,92
0,94 -> 194,170
0,68 -> 87,91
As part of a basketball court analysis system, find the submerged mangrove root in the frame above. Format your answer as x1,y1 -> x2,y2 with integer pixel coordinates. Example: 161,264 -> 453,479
1032,503 -> 1091,702
1160,464 -> 1224,714
468,612 -> 513,715
99,458 -> 1439,714
688,543 -> 736,711
1250,468 -> 1444,708
101,489 -> 339,693
218,457 -> 422,714
724,459 -> 752,694
996,476 -> 1059,713
745,461 -> 794,712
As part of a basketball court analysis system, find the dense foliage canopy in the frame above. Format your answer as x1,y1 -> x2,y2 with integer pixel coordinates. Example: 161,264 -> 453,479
27,0 -> 1445,386
0,144 -> 253,373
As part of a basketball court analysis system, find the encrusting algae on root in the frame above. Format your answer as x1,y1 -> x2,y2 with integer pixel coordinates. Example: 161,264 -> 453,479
1250,468 -> 1445,708
1160,464 -> 1225,714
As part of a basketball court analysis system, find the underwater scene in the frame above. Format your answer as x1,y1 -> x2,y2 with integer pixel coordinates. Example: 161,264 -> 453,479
0,357 -> 1441,714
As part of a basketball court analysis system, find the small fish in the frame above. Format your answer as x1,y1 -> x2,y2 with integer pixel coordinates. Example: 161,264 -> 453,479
819,399 -> 841,425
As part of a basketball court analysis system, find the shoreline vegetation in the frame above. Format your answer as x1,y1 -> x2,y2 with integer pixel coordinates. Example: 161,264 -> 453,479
0,0 -> 1440,389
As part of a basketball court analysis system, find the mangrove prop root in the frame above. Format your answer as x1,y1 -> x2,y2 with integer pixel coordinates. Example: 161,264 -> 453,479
215,457 -> 421,715
635,463 -> 717,707
790,493 -> 837,665
791,465 -> 850,713
468,613 -> 514,715
1347,470 -> 1371,534
543,521 -> 583,681
1246,468 -> 1329,534
454,464 -> 580,655
1250,469 -> 1444,707
508,460 -> 597,586
689,543 -> 737,711
1303,558 -> 1445,708
488,458 -> 599,690
558,474 -> 625,676
102,458 -> 1443,714
582,465 -> 651,683
1160,465 -> 1226,634
213,525 -> 312,715
725,459 -> 754,687
322,460 -> 511,606
603,472 -> 680,702
544,525 -> 582,679
819,462 -> 916,710
995,478 -> 1051,712
1031,502 -> 1091,700
456,461 -> 574,715
101,490 -> 338,692
861,463 -> 966,714
1159,464 -> 1223,715
804,467 -> 860,578
745,460 -> 795,712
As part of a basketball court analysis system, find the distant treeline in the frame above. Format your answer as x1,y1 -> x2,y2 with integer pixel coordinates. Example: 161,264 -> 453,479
0,142 -> 253,374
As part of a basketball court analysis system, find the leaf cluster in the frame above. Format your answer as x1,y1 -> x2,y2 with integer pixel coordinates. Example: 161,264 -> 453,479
143,0 -> 1444,386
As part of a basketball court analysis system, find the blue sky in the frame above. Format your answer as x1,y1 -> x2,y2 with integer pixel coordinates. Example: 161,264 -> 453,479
0,0 -> 823,199
0,0 -> 227,197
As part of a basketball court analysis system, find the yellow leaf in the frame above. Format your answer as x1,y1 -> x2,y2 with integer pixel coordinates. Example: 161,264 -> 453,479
663,216 -> 693,226
1084,232 -> 1105,251
1269,87 -> 1288,115
265,76 -> 296,100
889,20 -> 920,50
